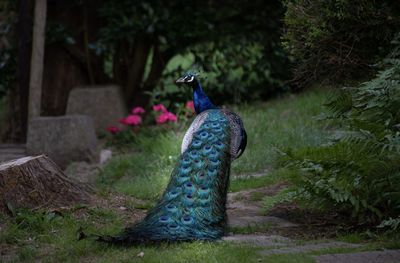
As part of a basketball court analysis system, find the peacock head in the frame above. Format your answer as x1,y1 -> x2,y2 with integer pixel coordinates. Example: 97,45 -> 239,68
175,73 -> 197,88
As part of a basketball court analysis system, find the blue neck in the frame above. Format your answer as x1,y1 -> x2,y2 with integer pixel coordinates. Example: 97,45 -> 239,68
192,79 -> 217,114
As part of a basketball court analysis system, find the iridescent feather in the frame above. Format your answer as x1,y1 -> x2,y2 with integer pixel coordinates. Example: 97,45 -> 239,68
98,74 -> 246,244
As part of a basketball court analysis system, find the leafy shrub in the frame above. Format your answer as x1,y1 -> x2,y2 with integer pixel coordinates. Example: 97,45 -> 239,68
96,0 -> 290,107
151,37 -> 290,108
282,0 -> 400,88
280,51 -> 400,225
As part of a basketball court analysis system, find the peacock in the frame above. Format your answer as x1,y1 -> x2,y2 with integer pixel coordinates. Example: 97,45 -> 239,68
98,73 -> 247,244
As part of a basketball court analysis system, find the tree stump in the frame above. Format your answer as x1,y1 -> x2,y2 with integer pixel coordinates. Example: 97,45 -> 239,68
0,155 -> 91,214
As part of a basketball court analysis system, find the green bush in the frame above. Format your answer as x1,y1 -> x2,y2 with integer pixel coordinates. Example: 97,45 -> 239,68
280,53 -> 400,226
282,0 -> 400,88
151,37 -> 290,108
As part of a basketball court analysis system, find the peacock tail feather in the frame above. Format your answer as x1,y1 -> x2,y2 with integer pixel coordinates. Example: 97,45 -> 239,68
99,109 -> 232,244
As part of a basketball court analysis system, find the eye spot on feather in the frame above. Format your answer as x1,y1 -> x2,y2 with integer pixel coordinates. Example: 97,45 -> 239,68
167,189 -> 180,200
181,215 -> 193,225
189,150 -> 199,158
160,215 -> 169,222
168,223 -> 179,229
207,168 -> 217,177
192,140 -> 202,147
180,165 -> 192,175
200,132 -> 208,138
209,151 -> 218,159
210,159 -> 220,167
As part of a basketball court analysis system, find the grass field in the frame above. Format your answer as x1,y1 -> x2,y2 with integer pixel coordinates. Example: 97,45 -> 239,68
99,90 -> 331,201
4,89 -> 376,262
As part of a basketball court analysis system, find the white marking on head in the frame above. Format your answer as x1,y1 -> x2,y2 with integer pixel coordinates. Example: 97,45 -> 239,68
187,75 -> 194,82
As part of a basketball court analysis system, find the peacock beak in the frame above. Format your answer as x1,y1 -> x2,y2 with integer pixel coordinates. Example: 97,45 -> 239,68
175,77 -> 186,84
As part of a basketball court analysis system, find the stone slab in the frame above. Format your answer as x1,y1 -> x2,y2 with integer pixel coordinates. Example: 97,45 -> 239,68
0,144 -> 27,164
314,250 -> 400,263
223,234 -> 292,247
26,115 -> 98,168
66,85 -> 127,134
260,242 -> 361,255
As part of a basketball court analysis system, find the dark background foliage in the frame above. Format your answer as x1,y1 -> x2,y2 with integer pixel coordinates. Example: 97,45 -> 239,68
282,0 -> 400,88
280,35 -> 400,227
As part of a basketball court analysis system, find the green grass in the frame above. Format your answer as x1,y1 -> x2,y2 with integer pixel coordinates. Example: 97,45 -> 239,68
100,90 -> 330,201
98,130 -> 183,201
231,90 -> 330,175
0,209 -> 265,262
229,172 -> 281,193
261,188 -> 292,214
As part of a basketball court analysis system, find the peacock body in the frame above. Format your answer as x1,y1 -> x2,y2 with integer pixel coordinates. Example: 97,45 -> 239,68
99,73 -> 247,244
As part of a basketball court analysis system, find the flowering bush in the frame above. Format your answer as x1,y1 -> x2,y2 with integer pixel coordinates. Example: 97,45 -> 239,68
119,114 -> 142,126
156,111 -> 177,124
152,104 -> 168,113
106,126 -> 120,134
132,106 -> 145,114
107,101 -> 191,135
185,100 -> 195,114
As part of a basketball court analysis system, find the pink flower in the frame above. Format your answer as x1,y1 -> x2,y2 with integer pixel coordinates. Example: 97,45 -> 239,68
156,113 -> 169,124
156,112 -> 178,125
107,126 -> 120,135
119,114 -> 142,126
132,106 -> 145,115
165,112 -> 177,122
153,104 -> 168,113
125,114 -> 142,125
185,101 -> 195,114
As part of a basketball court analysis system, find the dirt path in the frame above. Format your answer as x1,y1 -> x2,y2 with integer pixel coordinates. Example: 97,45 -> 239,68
224,181 -> 400,262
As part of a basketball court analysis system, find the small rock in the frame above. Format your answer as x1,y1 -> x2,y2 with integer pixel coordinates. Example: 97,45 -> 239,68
119,206 -> 127,211
100,149 -> 113,165
137,251 -> 144,258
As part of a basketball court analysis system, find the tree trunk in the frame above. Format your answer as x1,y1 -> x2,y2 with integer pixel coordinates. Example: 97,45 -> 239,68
0,155 -> 91,214
113,37 -> 152,107
28,0 -> 47,120
2,0 -> 34,142
135,44 -> 173,106
41,0 -> 108,116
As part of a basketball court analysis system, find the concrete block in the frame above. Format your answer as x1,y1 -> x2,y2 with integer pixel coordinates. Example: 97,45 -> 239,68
27,115 -> 98,168
66,85 -> 127,134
